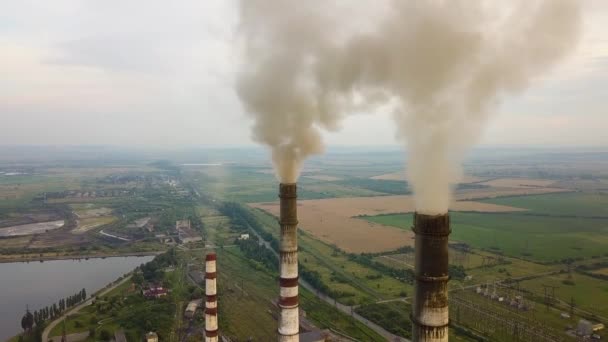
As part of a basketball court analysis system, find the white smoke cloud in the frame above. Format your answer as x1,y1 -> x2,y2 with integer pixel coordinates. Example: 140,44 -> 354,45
237,0 -> 581,211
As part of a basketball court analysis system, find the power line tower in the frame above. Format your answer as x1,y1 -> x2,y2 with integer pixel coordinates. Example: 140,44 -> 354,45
542,284 -> 558,311
569,296 -> 575,317
61,319 -> 66,342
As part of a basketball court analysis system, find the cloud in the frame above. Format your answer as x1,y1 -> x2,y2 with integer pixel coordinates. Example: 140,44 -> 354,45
0,0 -> 606,147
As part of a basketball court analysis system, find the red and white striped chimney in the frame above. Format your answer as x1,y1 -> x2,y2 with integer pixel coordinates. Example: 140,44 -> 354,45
205,253 -> 219,342
278,183 -> 299,341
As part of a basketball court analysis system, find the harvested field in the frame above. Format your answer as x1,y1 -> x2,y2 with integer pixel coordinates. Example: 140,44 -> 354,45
0,220 -> 65,237
478,178 -> 558,188
250,192 -> 526,253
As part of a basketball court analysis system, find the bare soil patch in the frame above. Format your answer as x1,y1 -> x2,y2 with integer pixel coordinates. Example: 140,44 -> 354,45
74,207 -> 112,219
72,216 -> 117,234
0,220 -> 65,237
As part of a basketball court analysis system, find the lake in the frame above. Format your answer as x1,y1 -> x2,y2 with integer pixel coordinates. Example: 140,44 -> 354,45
0,255 -> 154,341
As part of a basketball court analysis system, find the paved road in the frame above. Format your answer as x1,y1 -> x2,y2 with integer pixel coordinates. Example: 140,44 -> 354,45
42,275 -> 132,342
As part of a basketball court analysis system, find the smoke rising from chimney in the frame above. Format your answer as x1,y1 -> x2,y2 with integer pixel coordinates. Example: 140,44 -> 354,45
237,0 -> 581,209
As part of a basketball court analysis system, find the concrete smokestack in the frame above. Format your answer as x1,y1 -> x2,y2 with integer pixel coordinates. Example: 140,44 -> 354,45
278,183 -> 299,341
411,213 -> 450,342
205,253 -> 219,342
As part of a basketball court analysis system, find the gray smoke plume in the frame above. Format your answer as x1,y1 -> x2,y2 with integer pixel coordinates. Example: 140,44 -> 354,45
237,0 -> 581,211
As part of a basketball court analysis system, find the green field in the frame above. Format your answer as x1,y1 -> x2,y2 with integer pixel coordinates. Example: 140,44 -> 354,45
520,272 -> 608,319
364,209 -> 608,262
481,192 -> 608,217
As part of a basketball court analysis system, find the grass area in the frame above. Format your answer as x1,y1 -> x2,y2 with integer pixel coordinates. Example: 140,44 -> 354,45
592,267 -> 608,276
299,288 -> 384,341
364,212 -> 608,262
212,247 -> 278,340
194,247 -> 385,341
520,272 -> 608,318
355,301 -> 412,338
251,208 -> 412,305
373,249 -> 489,271
481,192 -> 608,217
0,175 -> 82,208
0,235 -> 32,248
450,289 -> 579,342
354,301 -> 482,341
199,212 -> 234,246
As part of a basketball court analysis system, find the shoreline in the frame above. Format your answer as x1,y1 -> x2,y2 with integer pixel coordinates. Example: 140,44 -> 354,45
0,250 -> 163,264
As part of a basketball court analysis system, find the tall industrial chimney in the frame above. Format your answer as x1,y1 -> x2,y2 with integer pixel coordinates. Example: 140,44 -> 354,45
278,183 -> 299,341
411,213 -> 450,342
205,253 -> 219,342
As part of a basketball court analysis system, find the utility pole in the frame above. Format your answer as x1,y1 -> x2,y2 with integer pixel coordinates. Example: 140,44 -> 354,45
541,284 -> 558,311
569,296 -> 575,317
61,319 -> 66,342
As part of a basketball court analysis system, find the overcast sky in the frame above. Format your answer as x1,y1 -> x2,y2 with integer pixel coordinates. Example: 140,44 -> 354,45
1,0 -> 607,147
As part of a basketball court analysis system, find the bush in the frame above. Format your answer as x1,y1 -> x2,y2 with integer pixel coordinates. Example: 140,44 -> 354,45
100,329 -> 111,340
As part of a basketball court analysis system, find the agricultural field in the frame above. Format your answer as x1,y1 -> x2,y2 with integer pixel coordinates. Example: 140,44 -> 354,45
481,192 -> 608,217
365,212 -> 608,262
477,177 -> 558,188
251,193 -> 525,253
370,172 -> 485,184
364,192 -> 608,262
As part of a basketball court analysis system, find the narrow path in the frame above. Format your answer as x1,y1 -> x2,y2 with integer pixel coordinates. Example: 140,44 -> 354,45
42,275 -> 132,342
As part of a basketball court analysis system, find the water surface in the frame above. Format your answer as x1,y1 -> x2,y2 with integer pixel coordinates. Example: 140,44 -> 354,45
0,255 -> 154,340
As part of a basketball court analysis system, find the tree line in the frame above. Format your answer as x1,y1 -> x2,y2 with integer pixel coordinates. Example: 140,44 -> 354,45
27,288 -> 87,328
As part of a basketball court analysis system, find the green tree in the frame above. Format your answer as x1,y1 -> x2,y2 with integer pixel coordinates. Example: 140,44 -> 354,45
100,329 -> 111,341
21,309 -> 34,332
